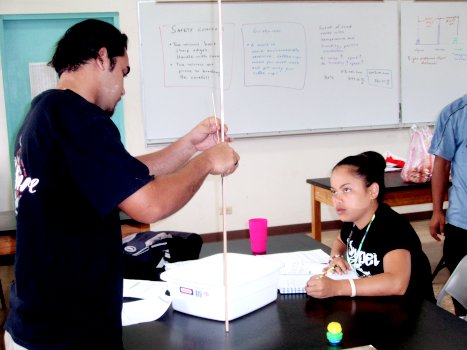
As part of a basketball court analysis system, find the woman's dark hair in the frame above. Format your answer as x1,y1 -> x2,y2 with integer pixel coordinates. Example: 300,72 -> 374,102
333,151 -> 386,203
49,19 -> 128,77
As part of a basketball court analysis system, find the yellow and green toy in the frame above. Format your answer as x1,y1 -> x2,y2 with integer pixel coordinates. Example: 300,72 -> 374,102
326,321 -> 343,345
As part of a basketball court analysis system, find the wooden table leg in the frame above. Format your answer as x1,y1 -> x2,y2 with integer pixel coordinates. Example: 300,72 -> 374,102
311,185 -> 322,242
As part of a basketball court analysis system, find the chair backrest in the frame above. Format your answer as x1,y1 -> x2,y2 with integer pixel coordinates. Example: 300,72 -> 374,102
436,255 -> 467,310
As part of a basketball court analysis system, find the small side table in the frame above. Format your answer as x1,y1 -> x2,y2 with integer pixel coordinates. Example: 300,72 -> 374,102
0,210 -> 16,310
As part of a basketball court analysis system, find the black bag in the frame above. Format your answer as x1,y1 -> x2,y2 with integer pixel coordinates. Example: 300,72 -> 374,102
122,231 -> 203,281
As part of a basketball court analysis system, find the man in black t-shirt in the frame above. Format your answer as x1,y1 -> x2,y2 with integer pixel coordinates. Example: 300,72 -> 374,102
5,19 -> 239,349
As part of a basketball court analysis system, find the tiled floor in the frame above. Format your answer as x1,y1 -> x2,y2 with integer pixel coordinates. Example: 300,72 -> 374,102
0,219 -> 455,349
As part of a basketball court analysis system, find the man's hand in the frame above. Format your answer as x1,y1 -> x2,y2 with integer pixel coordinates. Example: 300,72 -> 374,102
198,142 -> 240,177
429,211 -> 445,241
188,117 -> 233,152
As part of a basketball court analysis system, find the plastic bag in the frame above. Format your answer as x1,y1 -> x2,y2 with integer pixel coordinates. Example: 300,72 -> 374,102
400,125 -> 434,183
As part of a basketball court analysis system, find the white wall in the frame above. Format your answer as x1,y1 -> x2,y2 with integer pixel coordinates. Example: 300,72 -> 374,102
0,0 -> 431,234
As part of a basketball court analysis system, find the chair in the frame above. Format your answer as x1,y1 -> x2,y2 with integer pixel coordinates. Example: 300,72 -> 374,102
436,255 -> 467,311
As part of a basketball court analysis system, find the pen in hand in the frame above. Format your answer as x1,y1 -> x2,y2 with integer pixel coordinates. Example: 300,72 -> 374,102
318,264 -> 337,279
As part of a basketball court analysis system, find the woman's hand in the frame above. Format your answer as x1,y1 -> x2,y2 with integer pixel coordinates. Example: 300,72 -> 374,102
326,255 -> 351,274
305,275 -> 339,299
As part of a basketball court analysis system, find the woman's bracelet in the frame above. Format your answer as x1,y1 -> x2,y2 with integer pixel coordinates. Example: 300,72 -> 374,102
348,278 -> 356,297
328,254 -> 344,264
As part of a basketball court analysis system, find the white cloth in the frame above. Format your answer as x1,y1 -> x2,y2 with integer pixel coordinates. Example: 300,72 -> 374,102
4,331 -> 27,350
122,279 -> 172,326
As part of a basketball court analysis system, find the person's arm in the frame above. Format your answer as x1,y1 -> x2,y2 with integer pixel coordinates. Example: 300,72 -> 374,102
305,249 -> 411,298
343,249 -> 411,296
429,155 -> 451,241
137,117 -> 233,176
119,142 -> 239,223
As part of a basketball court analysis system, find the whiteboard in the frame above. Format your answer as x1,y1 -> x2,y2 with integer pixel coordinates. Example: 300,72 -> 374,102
401,1 -> 467,124
138,1 -> 400,144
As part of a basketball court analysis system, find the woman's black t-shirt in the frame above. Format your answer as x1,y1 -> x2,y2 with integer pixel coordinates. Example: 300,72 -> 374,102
340,203 -> 435,301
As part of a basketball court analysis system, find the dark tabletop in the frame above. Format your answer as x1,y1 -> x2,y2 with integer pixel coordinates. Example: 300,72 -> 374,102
123,234 -> 467,350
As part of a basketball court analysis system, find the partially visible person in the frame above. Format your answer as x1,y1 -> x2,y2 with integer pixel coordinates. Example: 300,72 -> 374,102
5,19 -> 239,349
428,95 -> 467,316
305,151 -> 434,302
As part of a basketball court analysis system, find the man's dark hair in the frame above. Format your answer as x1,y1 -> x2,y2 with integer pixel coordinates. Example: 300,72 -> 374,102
49,19 -> 128,77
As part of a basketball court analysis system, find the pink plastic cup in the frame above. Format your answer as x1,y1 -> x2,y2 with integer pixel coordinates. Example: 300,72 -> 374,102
248,218 -> 268,255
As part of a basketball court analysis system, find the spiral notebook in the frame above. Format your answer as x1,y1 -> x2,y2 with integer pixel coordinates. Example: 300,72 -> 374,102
264,250 -> 358,294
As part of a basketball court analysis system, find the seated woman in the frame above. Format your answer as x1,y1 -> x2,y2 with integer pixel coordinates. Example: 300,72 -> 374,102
305,151 -> 434,301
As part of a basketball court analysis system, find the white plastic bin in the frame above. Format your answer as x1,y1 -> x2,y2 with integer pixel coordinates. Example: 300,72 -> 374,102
161,253 -> 283,321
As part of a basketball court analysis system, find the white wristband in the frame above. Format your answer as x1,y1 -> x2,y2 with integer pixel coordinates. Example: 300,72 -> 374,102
349,278 -> 356,297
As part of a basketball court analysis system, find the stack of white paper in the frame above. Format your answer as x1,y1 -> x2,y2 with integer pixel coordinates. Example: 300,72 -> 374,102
263,249 -> 358,294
